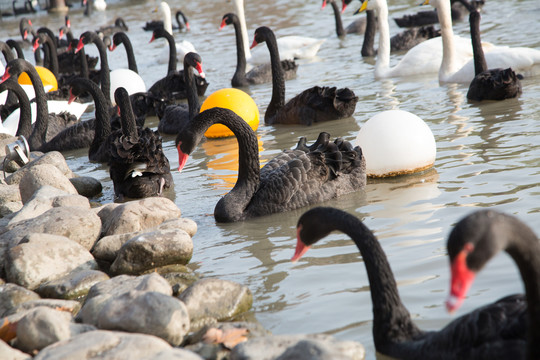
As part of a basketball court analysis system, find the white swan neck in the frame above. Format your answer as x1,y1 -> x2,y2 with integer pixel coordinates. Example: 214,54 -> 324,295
161,3 -> 173,35
437,0 -> 457,80
375,3 -> 390,78
233,0 -> 251,60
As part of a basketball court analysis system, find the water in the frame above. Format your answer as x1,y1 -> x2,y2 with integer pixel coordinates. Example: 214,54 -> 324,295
2,0 -> 540,358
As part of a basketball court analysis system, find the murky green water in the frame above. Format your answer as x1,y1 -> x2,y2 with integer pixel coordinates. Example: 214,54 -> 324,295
2,0 -> 540,358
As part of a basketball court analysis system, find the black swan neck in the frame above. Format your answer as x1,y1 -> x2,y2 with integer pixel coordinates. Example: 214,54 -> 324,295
115,32 -> 138,73
7,39 -> 25,59
469,11 -> 487,76
78,79 -> 111,155
362,10 -> 377,57
0,41 -> 15,63
330,1 -> 345,37
260,28 -> 285,124
183,60 -> 200,121
159,30 -> 178,74
86,32 -> 111,105
41,33 -> 59,78
0,79 -> 32,137
117,90 -> 138,139
230,14 -> 248,86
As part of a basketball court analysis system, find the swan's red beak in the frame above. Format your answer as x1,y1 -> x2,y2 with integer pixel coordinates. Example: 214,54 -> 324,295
219,19 -> 227,30
68,89 -> 76,104
341,0 -> 347,13
321,0 -> 327,10
66,19 -> 71,28
292,226 -> 311,262
109,43 -> 116,51
75,37 -> 85,54
149,34 -> 155,43
195,63 -> 205,79
446,243 -> 476,313
185,22 -> 190,31
59,29 -> 64,39
177,142 -> 189,172
250,39 -> 258,50
32,38 -> 40,52
23,29 -> 28,40
1,70 -> 11,83
28,19 -> 32,26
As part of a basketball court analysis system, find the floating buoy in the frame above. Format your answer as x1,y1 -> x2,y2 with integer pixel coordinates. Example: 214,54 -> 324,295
200,88 -> 259,138
355,109 -> 436,177
109,69 -> 147,105
18,66 -> 58,92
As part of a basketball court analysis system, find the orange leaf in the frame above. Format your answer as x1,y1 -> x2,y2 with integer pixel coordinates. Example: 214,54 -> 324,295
0,318 -> 17,342
202,327 -> 249,349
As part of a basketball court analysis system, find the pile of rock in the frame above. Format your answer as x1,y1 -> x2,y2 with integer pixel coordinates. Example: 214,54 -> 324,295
0,149 -> 365,360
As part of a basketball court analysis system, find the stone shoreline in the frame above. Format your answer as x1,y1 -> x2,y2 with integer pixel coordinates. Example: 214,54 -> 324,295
0,140 -> 365,360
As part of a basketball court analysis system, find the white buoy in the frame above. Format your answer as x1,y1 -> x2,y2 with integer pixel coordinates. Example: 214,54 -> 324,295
355,109 -> 436,177
109,69 -> 146,106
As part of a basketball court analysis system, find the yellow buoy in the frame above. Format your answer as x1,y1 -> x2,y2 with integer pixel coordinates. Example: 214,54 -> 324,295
18,66 -> 58,92
200,88 -> 259,138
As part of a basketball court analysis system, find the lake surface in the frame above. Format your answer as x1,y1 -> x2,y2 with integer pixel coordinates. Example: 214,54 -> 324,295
2,0 -> 540,358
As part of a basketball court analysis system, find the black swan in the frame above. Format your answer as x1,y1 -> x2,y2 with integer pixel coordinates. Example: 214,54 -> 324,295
175,107 -> 366,222
0,59 -> 79,151
250,26 -> 358,125
157,52 -> 203,135
0,77 -> 33,138
58,25 -> 98,74
143,9 -> 190,32
325,0 -> 367,37
220,13 -> 298,87
76,31 -> 112,105
18,17 -> 34,50
147,28 -> 208,100
109,31 -> 138,73
6,39 -> 25,59
96,17 -> 129,38
446,209 -> 539,360
466,10 -> 522,101
393,0 -> 484,28
292,206 -> 530,360
108,87 -> 173,200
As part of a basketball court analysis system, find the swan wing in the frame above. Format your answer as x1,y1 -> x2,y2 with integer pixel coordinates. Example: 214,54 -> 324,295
2,102 -> 37,135
47,100 -> 89,120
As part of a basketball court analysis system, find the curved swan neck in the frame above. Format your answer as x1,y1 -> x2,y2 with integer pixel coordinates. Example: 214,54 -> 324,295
233,0 -> 251,60
230,14 -> 248,86
330,1 -> 345,37
0,79 -> 32,137
161,3 -> 173,35
81,79 -> 111,153
469,11 -> 486,76
375,3 -> 391,77
116,32 -> 138,73
0,41 -> 15,63
362,10 -> 377,57
260,28 -> 285,123
183,60 -> 200,121
7,39 -> 25,59
160,30 -> 178,74
41,34 -> 59,78
87,32 -> 111,105
20,61 -> 48,150
117,92 -> 137,139
437,0 -> 457,80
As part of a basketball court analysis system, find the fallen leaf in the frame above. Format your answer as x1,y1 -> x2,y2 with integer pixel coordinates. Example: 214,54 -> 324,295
202,327 -> 249,349
0,318 -> 17,342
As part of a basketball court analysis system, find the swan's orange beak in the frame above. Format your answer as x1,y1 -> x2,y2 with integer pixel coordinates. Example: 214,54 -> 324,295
219,19 -> 227,30
292,225 -> 311,262
177,142 -> 189,172
446,243 -> 476,313
75,37 -> 85,54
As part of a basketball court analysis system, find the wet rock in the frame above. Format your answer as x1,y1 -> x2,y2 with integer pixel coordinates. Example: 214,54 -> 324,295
8,186 -> 90,225
5,151 -> 73,186
36,270 -> 110,300
18,164 -> 78,204
0,283 -> 40,317
143,348 -> 204,360
97,290 -> 190,346
97,197 -> 182,237
110,228 -> 193,276
179,279 -> 253,331
33,330 -> 172,360
4,298 -> 81,318
5,233 -> 98,290
2,206 -> 101,250
230,334 -> 365,360
92,218 -> 198,262
145,264 -> 199,296
69,176 -> 103,198
0,339 -> 30,360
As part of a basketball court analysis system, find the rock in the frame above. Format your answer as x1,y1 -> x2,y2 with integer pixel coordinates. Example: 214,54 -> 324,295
0,283 -> 40,317
18,164 -> 78,204
5,233 -> 98,290
179,279 -> 253,331
14,307 -> 73,353
97,290 -> 190,346
4,298 -> 81,318
5,151 -> 73,186
33,330 -> 172,360
69,176 -> 103,198
2,206 -> 101,250
0,201 -> 23,217
8,186 -> 90,225
230,334 -> 365,360
92,218 -> 198,263
0,339 -> 31,360
0,183 -> 23,218
36,270 -> 110,300
144,348 -> 205,360
97,197 -> 182,237
110,228 -> 193,275
144,264 -> 198,296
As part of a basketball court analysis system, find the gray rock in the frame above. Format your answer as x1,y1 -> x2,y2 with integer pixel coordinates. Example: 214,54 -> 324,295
146,264 -> 198,296
92,218 -> 198,262
145,348 -> 205,360
0,183 -> 22,203
86,273 -> 173,301
110,228 -> 193,275
6,151 -> 73,186
0,283 -> 40,317
4,298 -> 81,317
2,206 -> 101,250
33,330 -> 172,360
230,334 -> 365,360
5,233 -> 98,290
69,176 -> 102,198
0,201 -> 23,217
74,293 -> 113,326
15,306 -> 73,353
18,164 -> 78,203
97,290 -> 190,346
0,339 -> 31,360
9,186 -> 90,225
36,270 -> 110,300
179,279 -> 253,331
97,197 -> 182,237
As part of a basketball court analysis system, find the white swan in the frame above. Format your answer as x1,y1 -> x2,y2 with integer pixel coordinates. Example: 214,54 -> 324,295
232,0 -> 325,65
358,0 -> 478,79
427,0 -> 540,83
156,1 -> 197,63
93,0 -> 107,11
